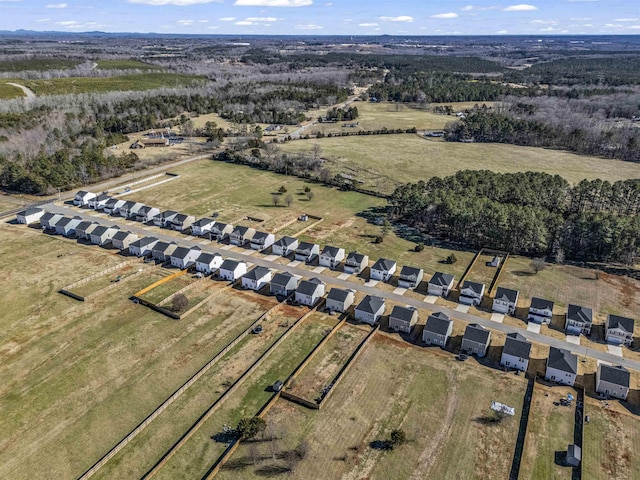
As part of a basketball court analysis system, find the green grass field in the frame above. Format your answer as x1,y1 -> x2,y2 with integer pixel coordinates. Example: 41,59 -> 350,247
96,59 -> 161,70
279,134 -> 640,194
0,82 -> 27,99
0,58 -> 79,72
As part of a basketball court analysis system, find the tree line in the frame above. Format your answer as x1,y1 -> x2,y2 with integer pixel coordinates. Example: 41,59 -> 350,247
389,170 -> 640,264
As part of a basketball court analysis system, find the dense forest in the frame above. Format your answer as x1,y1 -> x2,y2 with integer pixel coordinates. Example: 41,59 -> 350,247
389,171 -> 640,264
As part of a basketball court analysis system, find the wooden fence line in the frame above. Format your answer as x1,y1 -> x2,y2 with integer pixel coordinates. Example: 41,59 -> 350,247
291,218 -> 324,238
455,248 -> 484,290
83,269 -> 147,301
133,268 -> 187,298
176,281 -> 237,320
156,274 -> 207,307
488,252 -> 510,295
62,257 -> 141,291
76,298 -> 288,480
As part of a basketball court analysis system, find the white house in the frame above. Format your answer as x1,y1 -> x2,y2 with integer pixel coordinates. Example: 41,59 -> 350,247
111,231 -> 139,251
129,237 -> 158,257
354,295 -> 386,325
135,206 -> 160,223
397,266 -> 424,289
565,304 -> 593,335
103,198 -> 126,216
370,258 -> 397,282
461,324 -> 491,357
605,314 -> 634,346
325,288 -> 355,313
16,207 -> 45,225
171,213 -> 196,232
294,278 -> 325,306
492,287 -> 520,315
251,231 -> 276,251
210,222 -> 234,241
153,210 -> 178,228
218,259 -> 247,281
270,272 -> 299,297
344,252 -> 368,274
195,252 -> 223,274
73,190 -> 97,206
500,332 -> 531,372
230,226 -> 256,246
388,305 -> 419,333
119,201 -> 145,219
427,272 -> 455,297
422,312 -> 453,347
272,236 -> 298,256
459,280 -> 485,306
151,241 -> 178,262
242,266 -> 273,291
191,218 -> 216,237
596,364 -> 630,400
88,193 -> 111,210
170,246 -> 201,269
40,212 -> 63,230
55,217 -> 83,237
90,225 -> 120,246
75,220 -> 99,240
528,297 -> 554,324
545,347 -> 578,386
319,246 -> 346,269
295,242 -> 320,263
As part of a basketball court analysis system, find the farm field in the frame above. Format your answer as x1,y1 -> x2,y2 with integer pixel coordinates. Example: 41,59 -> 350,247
0,82 -> 27,99
216,336 -> 526,480
95,59 -> 160,70
279,134 -> 640,194
0,58 -> 80,72
0,222 -> 279,480
70,261 -> 147,298
518,383 -> 576,480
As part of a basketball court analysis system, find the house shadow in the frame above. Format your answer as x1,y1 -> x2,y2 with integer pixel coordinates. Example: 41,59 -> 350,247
588,324 -> 607,344
355,206 -> 390,226
512,270 -> 534,277
514,306 -> 530,322
554,451 -> 569,467
445,333 -> 463,355
527,358 -> 548,379
548,314 -> 566,333
356,267 -> 371,281
475,345 -> 504,372
377,315 -> 391,331
621,389 -> 640,416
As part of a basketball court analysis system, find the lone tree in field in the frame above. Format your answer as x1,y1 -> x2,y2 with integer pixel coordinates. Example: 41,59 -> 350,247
236,416 -> 267,440
171,294 -> 188,312
446,253 -> 458,264
272,193 -> 281,207
278,185 -> 287,194
389,429 -> 407,448
306,190 -> 314,201
304,185 -> 311,193
381,219 -> 391,238
530,257 -> 546,274
285,194 -> 294,207
415,243 -> 425,252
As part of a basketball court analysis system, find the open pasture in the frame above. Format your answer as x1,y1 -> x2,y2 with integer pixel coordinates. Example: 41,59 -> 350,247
95,59 -> 161,70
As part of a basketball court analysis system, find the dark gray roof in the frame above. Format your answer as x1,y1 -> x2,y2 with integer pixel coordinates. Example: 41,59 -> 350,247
390,305 -> 417,323
463,324 -> 490,344
40,212 -> 56,222
56,217 -> 73,227
530,297 -> 554,311
321,245 -> 343,257
494,287 -> 519,304
599,364 -> 630,387
91,225 -> 109,236
211,222 -> 230,232
297,278 -> 324,296
135,236 -> 158,247
462,280 -> 485,295
244,266 -> 271,281
503,333 -> 532,359
424,312 -> 452,335
327,288 -> 352,302
159,210 -> 178,218
138,205 -> 155,215
19,207 -> 44,216
121,200 -> 135,210
197,252 -> 220,264
75,220 -> 93,231
567,304 -> 593,324
399,265 -> 423,280
173,213 -> 193,223
153,241 -> 176,253
297,241 -> 318,254
171,246 -> 191,259
76,190 -> 93,197
220,259 -> 243,271
356,295 -> 385,314
607,314 -> 634,334
372,258 -> 396,271
274,236 -> 297,247
93,193 -> 111,202
252,231 -> 272,242
429,272 -> 454,287
112,230 -> 134,241
193,217 -> 214,227
547,347 -> 578,374
271,271 -> 296,287
232,225 -> 253,236
346,251 -> 367,264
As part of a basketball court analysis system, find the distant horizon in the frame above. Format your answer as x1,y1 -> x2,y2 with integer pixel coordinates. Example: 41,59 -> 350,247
0,0 -> 638,36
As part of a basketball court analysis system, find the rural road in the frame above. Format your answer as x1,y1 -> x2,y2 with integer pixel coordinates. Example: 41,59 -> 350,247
289,95 -> 360,139
6,82 -> 36,100
41,202 -> 640,373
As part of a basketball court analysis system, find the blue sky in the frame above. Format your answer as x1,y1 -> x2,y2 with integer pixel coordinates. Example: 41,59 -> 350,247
0,0 -> 638,35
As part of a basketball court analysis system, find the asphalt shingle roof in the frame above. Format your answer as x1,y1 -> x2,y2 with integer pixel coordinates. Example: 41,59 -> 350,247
244,266 -> 271,281
297,278 -> 324,296
599,364 -> 630,387
463,324 -> 490,344
346,252 -> 367,265
390,305 -> 417,323
567,304 -> 593,324
321,245 -> 343,257
429,272 -> 455,287
424,312 -> 452,335
372,258 -> 396,271
274,236 -> 297,247
503,333 -> 532,359
356,295 -> 385,314
399,266 -> 423,280
547,347 -> 578,374
462,281 -> 485,296
494,287 -> 519,304
530,297 -> 554,311
327,288 -> 352,302
271,272 -> 296,287
607,314 -> 635,334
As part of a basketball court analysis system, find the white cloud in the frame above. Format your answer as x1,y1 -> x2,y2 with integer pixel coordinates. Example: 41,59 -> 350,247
234,0 -> 312,6
503,4 -> 538,11
295,23 -> 323,29
379,15 -> 414,22
235,20 -> 253,25
56,20 -> 78,25
430,12 -> 458,19
36,18 -> 51,22
178,19 -> 195,25
46,3 -> 67,8
570,17 -> 592,20
324,1 -> 332,5
207,25 -> 219,29
245,17 -> 279,21
358,23 -> 378,27
497,29 -> 508,33
128,0 -> 221,5
461,5 -> 474,11
614,18 -> 639,22
531,19 -> 558,25
219,17 -> 235,21
539,26 -> 555,31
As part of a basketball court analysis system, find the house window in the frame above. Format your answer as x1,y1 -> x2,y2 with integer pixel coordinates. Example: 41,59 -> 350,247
426,337 -> 431,342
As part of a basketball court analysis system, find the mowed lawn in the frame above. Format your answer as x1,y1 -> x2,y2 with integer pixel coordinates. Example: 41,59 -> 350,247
216,337 -> 526,480
279,134 -> 640,194
0,223 -> 275,480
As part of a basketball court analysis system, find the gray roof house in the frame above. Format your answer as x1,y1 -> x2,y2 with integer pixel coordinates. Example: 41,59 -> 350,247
153,210 -> 178,228
565,304 -> 593,335
325,288 -> 355,313
170,246 -> 201,269
270,272 -> 299,297
171,213 -> 196,232
500,333 -> 532,372
344,251 -> 368,274
55,216 -> 83,237
191,218 -> 217,237
272,236 -> 298,257
151,241 -> 178,262
88,193 -> 111,210
16,207 -> 45,225
90,225 -> 120,246
370,258 -> 397,282
111,231 -> 139,251
389,305 -> 419,333
242,266 -> 273,291
461,324 -> 491,357
567,445 -> 581,468
135,206 -> 160,223
398,266 -> 424,289
103,198 -> 126,215
596,364 -> 630,400
545,347 -> 578,386
195,252 -> 223,274
210,222 -> 234,241
528,297 -> 554,324
40,212 -> 63,230
230,226 -> 256,246
218,259 -> 247,281
319,246 -> 346,269
129,236 -> 159,257
605,314 -> 634,346
354,295 -> 386,325
422,312 -> 453,347
75,220 -> 99,240
492,287 -> 519,315
459,280 -> 485,306
295,242 -> 320,263
250,231 -> 276,251
295,278 -> 326,306
119,201 -> 145,219
73,190 -> 97,206
427,272 -> 455,297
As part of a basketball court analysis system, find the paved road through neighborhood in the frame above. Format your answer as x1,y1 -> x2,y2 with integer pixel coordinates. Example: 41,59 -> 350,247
43,202 -> 640,373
